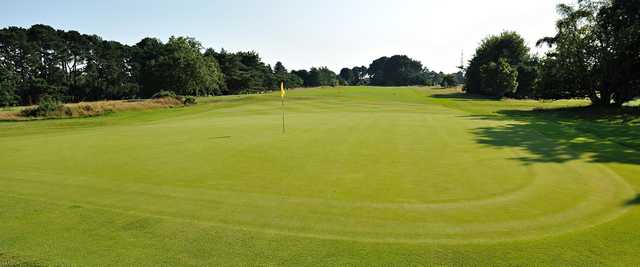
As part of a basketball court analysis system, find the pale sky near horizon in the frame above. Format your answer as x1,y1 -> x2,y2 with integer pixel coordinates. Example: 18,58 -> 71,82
2,0 -> 567,73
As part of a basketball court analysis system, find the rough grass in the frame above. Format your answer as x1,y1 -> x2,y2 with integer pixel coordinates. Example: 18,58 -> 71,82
1,87 -> 639,266
0,97 -> 185,121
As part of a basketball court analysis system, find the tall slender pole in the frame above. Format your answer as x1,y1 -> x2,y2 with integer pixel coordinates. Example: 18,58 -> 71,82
282,93 -> 285,134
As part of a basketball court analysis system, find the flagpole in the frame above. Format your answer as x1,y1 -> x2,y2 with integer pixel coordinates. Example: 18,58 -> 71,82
281,81 -> 285,134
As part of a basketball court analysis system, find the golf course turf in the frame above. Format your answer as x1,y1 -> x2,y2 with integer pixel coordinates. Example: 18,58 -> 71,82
1,86 -> 639,266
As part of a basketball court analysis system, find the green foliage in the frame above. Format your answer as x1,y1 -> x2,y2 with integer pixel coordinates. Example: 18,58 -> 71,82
130,37 -> 166,97
0,25 -> 235,105
537,0 -> 640,106
307,67 -> 339,87
0,86 -> 18,107
478,58 -> 519,97
465,31 -> 532,97
351,66 -> 369,85
183,96 -> 197,105
338,66 -> 369,85
339,68 -> 354,85
286,72 -> 304,88
0,65 -> 19,107
1,24 -> 462,103
210,49 -> 276,94
273,61 -> 288,82
368,55 -> 426,86
132,37 -> 224,98
20,95 -> 65,117
515,60 -> 540,98
291,70 -> 310,86
0,25 -> 142,103
439,74 -> 457,88
273,61 -> 303,88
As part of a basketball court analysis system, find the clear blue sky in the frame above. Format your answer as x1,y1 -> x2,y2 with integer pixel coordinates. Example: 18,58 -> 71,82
2,0 -> 565,73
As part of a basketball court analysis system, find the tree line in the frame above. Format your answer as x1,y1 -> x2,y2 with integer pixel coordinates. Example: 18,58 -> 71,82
340,55 -> 460,87
0,24 -> 460,107
464,0 -> 639,106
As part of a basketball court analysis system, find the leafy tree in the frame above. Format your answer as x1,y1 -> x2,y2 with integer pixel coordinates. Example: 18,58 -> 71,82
351,66 -> 368,85
308,67 -> 338,87
422,69 -> 444,86
61,30 -> 91,92
287,72 -> 304,88
440,74 -> 457,88
339,68 -> 354,85
452,71 -> 464,85
291,69 -> 311,86
273,61 -> 288,81
211,49 -> 275,94
368,55 -> 425,86
337,66 -> 370,86
158,37 -> 223,96
0,64 -> 19,107
536,3 -> 602,103
465,31 -> 531,97
131,37 -> 224,97
598,0 -> 640,104
273,61 -> 302,88
537,0 -> 640,106
479,58 -> 519,97
91,40 -> 137,99
514,59 -> 540,98
131,37 -> 165,97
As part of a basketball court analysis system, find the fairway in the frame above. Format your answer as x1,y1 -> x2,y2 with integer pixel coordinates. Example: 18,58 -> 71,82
1,87 -> 640,266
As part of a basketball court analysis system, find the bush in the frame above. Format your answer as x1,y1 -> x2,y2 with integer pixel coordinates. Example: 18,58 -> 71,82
151,90 -> 177,99
183,96 -> 197,105
20,95 -> 66,117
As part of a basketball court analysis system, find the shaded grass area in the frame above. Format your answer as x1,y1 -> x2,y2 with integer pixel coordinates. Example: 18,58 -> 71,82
468,107 -> 640,165
430,91 -> 501,101
626,194 -> 640,206
428,89 -> 640,165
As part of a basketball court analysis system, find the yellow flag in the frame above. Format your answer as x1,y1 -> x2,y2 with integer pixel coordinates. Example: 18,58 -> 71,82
280,81 -> 286,98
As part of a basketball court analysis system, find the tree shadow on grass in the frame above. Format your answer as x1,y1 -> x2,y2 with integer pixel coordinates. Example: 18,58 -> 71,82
467,106 -> 640,165
431,92 -> 499,101
625,194 -> 640,206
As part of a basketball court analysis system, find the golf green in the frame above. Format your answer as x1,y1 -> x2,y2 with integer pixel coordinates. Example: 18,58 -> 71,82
1,87 -> 639,266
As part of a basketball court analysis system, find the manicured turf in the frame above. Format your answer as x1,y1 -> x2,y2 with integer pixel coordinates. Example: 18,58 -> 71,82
1,87 -> 639,266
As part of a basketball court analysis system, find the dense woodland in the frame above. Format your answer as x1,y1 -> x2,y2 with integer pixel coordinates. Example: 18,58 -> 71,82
464,0 -> 639,106
0,25 -> 458,106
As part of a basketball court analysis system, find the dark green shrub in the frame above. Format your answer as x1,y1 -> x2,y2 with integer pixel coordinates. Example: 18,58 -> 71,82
183,96 -> 197,105
21,95 -> 65,117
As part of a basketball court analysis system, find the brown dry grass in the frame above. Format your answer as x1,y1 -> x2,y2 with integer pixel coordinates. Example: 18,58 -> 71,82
0,97 -> 185,121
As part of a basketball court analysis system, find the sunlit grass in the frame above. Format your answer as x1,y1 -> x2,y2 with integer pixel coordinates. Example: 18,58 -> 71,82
1,87 -> 639,266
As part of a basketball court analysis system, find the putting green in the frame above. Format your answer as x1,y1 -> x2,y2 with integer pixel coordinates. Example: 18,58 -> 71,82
0,87 -> 638,265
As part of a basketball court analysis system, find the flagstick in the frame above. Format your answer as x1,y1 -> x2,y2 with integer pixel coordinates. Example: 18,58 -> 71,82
281,95 -> 285,134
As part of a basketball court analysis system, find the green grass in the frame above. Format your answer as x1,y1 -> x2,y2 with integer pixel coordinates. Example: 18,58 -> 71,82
1,86 -> 639,266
